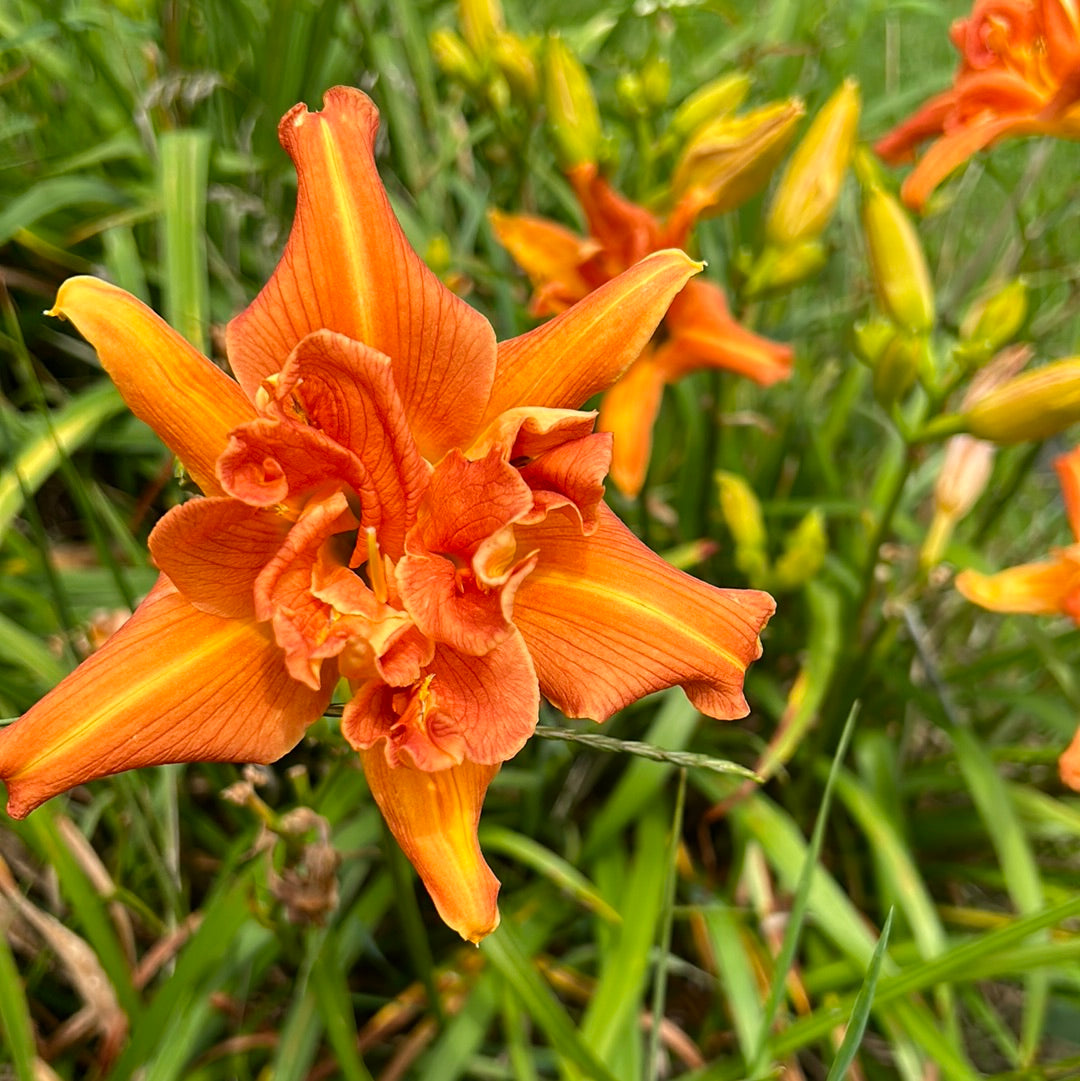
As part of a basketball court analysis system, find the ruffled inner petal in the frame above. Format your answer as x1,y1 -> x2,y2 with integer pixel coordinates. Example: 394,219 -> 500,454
149,498 -> 292,619
274,330 -> 429,559
343,630 -> 538,769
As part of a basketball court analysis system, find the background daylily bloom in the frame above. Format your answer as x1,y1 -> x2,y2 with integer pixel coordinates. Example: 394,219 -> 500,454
956,445 -> 1080,790
875,0 -> 1080,210
492,161 -> 794,496
0,87 -> 774,943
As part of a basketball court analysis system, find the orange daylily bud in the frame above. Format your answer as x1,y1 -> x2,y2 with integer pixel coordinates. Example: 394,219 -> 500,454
957,279 -> 1029,363
862,185 -> 935,332
544,36 -> 601,169
958,357 -> 1080,443
670,73 -> 753,138
671,99 -> 804,218
770,509 -> 827,593
431,28 -> 482,88
459,0 -> 503,54
766,78 -> 860,248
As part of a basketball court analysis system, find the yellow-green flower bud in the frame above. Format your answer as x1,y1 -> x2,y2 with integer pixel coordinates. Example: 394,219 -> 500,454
642,56 -> 670,108
852,318 -> 897,366
460,0 -> 503,54
431,28 -> 482,88
959,357 -> 1080,443
958,279 -> 1028,360
771,509 -> 827,592
544,36 -> 601,169
862,185 -> 935,332
615,72 -> 647,117
672,99 -> 804,218
670,73 -> 752,138
766,78 -> 860,248
717,470 -> 769,587
744,238 -> 828,297
493,33 -> 540,102
872,330 -> 926,407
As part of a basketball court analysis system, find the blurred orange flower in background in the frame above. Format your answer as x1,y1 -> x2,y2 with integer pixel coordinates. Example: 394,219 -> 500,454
956,444 -> 1080,789
875,0 -> 1080,210
492,163 -> 795,496
0,88 -> 775,943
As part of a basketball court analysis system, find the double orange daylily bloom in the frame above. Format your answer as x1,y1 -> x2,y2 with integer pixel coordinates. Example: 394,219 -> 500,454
0,88 -> 775,942
491,162 -> 793,496
875,0 -> 1080,210
956,445 -> 1080,789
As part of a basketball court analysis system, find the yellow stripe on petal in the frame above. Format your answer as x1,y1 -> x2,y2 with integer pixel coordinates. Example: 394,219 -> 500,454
483,249 -> 700,421
514,505 -> 774,722
49,277 -> 256,497
0,576 -> 330,818
360,749 -> 501,943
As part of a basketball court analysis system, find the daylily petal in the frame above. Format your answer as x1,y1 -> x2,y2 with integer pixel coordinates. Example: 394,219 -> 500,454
513,505 -> 775,721
874,93 -> 957,163
1055,445 -> 1080,540
399,450 -> 536,654
0,576 -> 330,818
662,279 -> 794,386
48,278 -> 257,498
218,418 -> 378,525
358,751 -> 501,943
276,330 -> 429,559
955,551 -> 1080,617
597,348 -> 667,499
517,432 -> 612,532
254,489 -> 362,688
344,630 -> 539,769
225,86 -> 497,459
1059,722 -> 1080,792
568,162 -> 661,271
149,498 -> 292,619
489,208 -> 597,315
482,249 -> 701,422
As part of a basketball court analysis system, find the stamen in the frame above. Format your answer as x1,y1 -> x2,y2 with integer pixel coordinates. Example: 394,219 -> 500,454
365,527 -> 388,604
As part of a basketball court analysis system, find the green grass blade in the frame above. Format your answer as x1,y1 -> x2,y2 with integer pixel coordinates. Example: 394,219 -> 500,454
0,381 -> 126,541
481,918 -> 619,1081
749,702 -> 858,1074
950,725 -> 1047,1062
0,917 -> 37,1081
824,908 -> 895,1081
478,823 -> 620,923
158,129 -> 211,353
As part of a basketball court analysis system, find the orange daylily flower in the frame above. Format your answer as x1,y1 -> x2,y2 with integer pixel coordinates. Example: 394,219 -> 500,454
491,162 -> 793,496
956,445 -> 1080,790
0,88 -> 775,942
875,0 -> 1080,210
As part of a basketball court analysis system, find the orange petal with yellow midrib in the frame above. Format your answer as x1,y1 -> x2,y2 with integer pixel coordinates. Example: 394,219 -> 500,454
0,576 -> 331,818
49,278 -> 257,498
483,249 -> 700,422
513,505 -> 775,722
358,751 -> 502,943
226,87 -> 496,461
